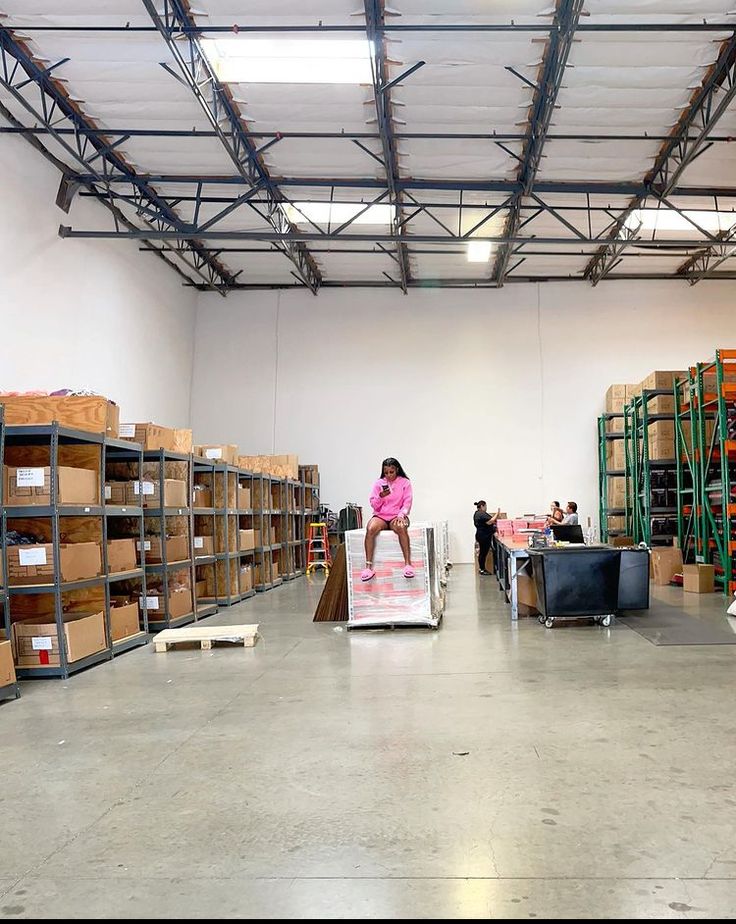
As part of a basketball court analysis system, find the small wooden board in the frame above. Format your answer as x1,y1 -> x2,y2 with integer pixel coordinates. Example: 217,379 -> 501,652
153,624 -> 259,653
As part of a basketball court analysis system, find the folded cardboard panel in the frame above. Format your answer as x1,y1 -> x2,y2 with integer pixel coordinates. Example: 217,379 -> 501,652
12,610 -> 106,667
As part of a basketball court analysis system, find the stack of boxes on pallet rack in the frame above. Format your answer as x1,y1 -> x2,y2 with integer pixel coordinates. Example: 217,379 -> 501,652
599,372 -> 684,546
0,395 -> 321,685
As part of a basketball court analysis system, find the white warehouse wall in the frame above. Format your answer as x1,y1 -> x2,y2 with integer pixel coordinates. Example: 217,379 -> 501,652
191,281 -> 736,563
0,133 -> 197,425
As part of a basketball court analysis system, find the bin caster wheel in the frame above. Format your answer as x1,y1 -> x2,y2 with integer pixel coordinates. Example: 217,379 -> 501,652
601,614 -> 612,628
538,614 -> 545,625
545,617 -> 554,629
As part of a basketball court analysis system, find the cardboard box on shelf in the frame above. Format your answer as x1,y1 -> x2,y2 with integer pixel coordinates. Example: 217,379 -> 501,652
193,535 -> 215,556
107,539 -> 137,574
608,477 -> 627,508
195,580 -> 207,599
626,384 -> 642,398
300,464 -> 319,485
12,610 -> 106,667
607,515 -> 626,531
7,541 -> 101,585
237,486 -> 251,509
139,534 -> 189,564
605,415 -> 625,434
105,481 -> 129,505
683,564 -> 715,594
604,384 -> 629,412
606,440 -> 626,470
649,420 -> 675,442
272,559 -> 281,580
194,444 -> 238,464
0,395 -> 119,436
109,599 -> 140,641
4,465 -> 99,506
126,478 -> 188,508
193,486 -> 213,508
645,394 -> 675,415
144,586 -> 192,620
516,572 -> 539,616
649,438 -> 676,461
239,529 -> 256,551
640,370 -> 687,391
0,639 -> 16,686
119,423 -> 192,453
651,547 -> 683,586
239,564 -> 253,594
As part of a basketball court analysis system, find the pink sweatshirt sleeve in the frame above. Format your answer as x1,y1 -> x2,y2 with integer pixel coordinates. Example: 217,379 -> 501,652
370,480 -> 386,513
400,480 -> 413,517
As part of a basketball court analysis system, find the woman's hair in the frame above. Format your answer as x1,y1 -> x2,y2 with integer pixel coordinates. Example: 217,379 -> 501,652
380,457 -> 409,479
474,500 -> 486,509
552,500 -> 561,508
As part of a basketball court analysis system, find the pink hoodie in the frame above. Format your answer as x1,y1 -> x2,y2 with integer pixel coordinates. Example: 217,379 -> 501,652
370,476 -> 413,522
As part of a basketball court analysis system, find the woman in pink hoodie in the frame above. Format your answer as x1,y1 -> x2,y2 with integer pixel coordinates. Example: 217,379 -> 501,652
362,457 -> 414,582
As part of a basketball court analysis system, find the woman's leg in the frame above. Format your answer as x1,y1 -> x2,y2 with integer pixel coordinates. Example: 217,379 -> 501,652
478,537 -> 492,572
390,519 -> 412,566
364,516 -> 389,566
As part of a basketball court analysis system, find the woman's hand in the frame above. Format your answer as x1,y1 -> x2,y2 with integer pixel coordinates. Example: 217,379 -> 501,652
379,485 -> 391,498
395,515 -> 409,528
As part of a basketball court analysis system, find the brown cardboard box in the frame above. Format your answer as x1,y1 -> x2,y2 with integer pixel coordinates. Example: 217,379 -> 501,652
516,573 -> 539,615
195,444 -> 238,464
107,539 -> 137,574
626,384 -> 642,398
0,639 -> 16,687
12,610 -> 106,667
193,535 -> 215,556
139,534 -> 189,564
239,529 -> 256,551
5,465 -> 99,506
126,478 -> 188,508
109,600 -> 140,641
605,384 -> 629,412
607,515 -> 626,531
0,396 -> 119,436
606,440 -> 626,470
649,420 -> 674,442
300,464 -> 319,485
144,587 -> 192,621
105,481 -> 129,505
272,559 -> 281,580
649,438 -> 675,461
195,580 -> 207,599
193,486 -> 213,508
608,477 -> 626,507
7,541 -> 101,585
237,486 -> 251,509
645,394 -> 675,415
651,547 -> 683,586
640,370 -> 687,391
605,415 -> 625,434
683,564 -> 715,593
119,423 -> 192,453
239,565 -> 253,593
610,536 -> 634,547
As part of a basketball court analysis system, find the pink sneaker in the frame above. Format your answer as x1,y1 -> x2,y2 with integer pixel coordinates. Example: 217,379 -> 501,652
361,567 -> 376,582
404,565 -> 415,579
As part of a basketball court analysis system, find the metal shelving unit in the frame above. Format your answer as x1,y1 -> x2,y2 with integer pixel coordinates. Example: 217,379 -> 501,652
300,466 -> 321,570
674,371 -> 699,567
597,413 -> 629,542
0,408 -> 19,701
235,467 -> 257,601
4,424 -> 112,680
103,436 -> 149,655
629,391 -> 679,547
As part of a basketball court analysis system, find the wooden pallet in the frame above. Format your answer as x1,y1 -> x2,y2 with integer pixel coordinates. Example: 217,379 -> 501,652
152,624 -> 259,652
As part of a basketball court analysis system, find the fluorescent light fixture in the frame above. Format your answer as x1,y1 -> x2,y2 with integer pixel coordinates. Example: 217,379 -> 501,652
467,241 -> 493,262
624,208 -> 736,234
202,38 -> 374,84
283,202 -> 395,226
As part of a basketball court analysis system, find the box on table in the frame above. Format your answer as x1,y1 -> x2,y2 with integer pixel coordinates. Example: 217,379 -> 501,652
195,444 -> 238,464
640,370 -> 687,391
109,599 -> 140,641
683,564 -> 715,593
12,610 -> 106,667
239,529 -> 256,551
239,564 -> 253,593
0,395 -> 119,437
126,478 -> 187,508
4,465 -> 99,506
138,534 -> 189,564
610,535 -> 635,547
237,486 -> 251,509
107,539 -> 137,573
119,423 -> 192,453
7,541 -> 101,585
193,486 -> 213,508
0,639 -> 16,687
651,547 -> 683,586
193,535 -> 214,556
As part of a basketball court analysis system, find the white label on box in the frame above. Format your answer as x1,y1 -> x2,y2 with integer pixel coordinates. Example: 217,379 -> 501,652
104,485 -> 112,500
16,467 -> 45,487
19,547 -> 47,566
119,424 -> 136,438
133,481 -> 155,496
194,537 -> 204,549
205,448 -> 223,459
136,540 -> 152,551
145,595 -> 160,610
31,636 -> 53,651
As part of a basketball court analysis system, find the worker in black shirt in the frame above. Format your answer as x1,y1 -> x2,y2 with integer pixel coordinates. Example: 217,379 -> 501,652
474,500 -> 500,575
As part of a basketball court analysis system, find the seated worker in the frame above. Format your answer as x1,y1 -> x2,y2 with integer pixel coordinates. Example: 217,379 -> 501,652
546,501 -> 564,527
559,501 -> 579,526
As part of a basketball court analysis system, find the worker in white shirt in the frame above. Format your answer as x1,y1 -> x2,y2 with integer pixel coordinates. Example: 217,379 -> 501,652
560,501 -> 579,525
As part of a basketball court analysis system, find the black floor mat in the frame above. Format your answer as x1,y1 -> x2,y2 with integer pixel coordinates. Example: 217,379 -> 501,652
618,601 -> 736,646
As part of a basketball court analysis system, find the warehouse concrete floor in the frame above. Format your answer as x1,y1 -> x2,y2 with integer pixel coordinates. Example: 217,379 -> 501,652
1,566 -> 736,919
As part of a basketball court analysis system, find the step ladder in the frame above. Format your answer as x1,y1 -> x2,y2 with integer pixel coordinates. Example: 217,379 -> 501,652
306,522 -> 331,575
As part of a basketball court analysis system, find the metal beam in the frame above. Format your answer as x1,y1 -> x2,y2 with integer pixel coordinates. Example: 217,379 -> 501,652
364,0 -> 410,293
494,0 -> 585,286
585,32 -> 736,285
0,26 -> 237,292
141,0 -> 322,294
676,221 -> 736,283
